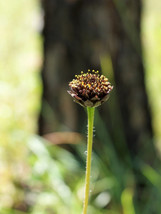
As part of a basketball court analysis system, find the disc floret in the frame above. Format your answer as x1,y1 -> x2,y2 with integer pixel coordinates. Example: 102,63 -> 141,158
68,69 -> 113,107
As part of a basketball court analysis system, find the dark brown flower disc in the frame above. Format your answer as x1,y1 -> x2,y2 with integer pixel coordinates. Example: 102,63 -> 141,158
68,70 -> 113,107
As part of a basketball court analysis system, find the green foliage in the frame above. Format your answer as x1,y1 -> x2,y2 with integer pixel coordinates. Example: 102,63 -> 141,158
143,0 -> 161,139
0,0 -> 161,213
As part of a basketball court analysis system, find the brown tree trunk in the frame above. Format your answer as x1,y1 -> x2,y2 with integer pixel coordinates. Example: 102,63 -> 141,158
39,0 -> 156,159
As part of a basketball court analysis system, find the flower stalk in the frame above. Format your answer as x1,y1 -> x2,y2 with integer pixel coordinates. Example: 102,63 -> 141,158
83,107 -> 95,214
67,69 -> 113,213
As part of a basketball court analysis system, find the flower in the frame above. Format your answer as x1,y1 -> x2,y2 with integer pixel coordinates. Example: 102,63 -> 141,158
68,69 -> 113,107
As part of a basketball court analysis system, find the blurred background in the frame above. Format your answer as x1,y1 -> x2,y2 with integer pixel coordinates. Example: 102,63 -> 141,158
0,0 -> 161,213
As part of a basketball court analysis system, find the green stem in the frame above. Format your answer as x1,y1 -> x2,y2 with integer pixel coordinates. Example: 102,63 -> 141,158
83,107 -> 95,214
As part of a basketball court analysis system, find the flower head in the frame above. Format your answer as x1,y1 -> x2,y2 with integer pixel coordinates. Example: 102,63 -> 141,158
68,69 -> 113,107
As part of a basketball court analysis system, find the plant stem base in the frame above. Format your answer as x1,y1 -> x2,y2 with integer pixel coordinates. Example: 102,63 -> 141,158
82,107 -> 95,214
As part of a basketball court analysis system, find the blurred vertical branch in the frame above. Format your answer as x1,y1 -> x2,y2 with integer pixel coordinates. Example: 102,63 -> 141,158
106,0 -> 155,159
